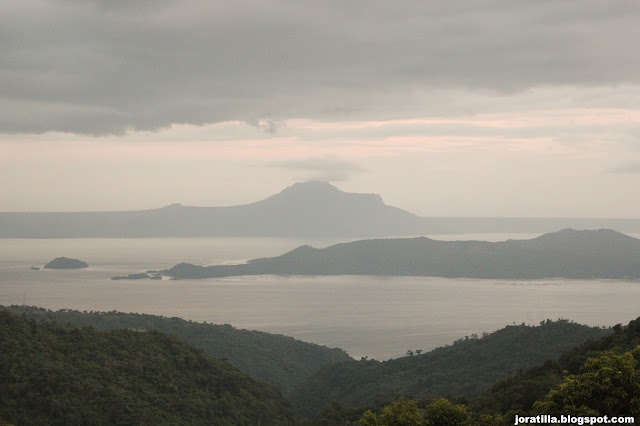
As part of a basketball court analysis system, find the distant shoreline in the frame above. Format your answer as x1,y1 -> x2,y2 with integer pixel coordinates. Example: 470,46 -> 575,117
111,229 -> 640,281
2,182 -> 640,238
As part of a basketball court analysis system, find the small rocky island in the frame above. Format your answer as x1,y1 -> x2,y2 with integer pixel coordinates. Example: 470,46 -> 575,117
43,257 -> 89,269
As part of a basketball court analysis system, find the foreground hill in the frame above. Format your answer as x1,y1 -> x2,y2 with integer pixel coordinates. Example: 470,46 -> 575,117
0,310 -> 294,425
3,181 -> 640,238
289,320 -> 611,417
163,229 -> 640,279
3,306 -> 352,395
309,317 -> 640,425
475,315 -> 640,416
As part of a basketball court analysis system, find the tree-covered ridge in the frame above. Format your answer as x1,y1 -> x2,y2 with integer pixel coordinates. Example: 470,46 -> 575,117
475,315 -> 640,417
351,346 -> 640,426
531,347 -> 640,418
3,305 -> 352,395
0,310 -> 294,425
291,320 -> 612,417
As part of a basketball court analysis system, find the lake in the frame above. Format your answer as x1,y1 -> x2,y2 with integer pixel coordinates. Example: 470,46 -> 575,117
1,234 -> 639,360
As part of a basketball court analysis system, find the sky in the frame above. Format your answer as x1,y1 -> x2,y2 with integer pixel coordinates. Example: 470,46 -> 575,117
1,0 -> 639,217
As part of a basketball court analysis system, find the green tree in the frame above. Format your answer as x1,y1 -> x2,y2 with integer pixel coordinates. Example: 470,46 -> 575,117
359,398 -> 473,426
424,398 -> 470,426
360,398 -> 425,426
532,346 -> 640,417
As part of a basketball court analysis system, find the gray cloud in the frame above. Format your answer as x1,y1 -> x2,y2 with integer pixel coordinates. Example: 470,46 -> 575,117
606,163 -> 640,174
267,156 -> 365,182
245,119 -> 286,135
2,0 -> 640,134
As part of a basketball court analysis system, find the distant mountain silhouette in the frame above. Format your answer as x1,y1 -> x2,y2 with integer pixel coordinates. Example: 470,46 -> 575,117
161,229 -> 640,280
0,181 -> 422,238
2,182 -> 640,237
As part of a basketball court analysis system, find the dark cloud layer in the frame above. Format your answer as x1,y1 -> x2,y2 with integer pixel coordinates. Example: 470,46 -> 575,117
2,0 -> 639,134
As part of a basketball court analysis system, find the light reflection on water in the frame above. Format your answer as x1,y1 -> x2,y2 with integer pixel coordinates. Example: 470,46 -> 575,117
1,235 -> 639,360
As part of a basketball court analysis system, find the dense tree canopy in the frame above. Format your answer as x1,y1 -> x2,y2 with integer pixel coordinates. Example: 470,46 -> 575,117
292,320 -> 610,417
476,316 -> 640,416
0,310 -> 294,425
357,398 -> 471,426
3,305 -> 351,395
532,347 -> 640,417
3,306 -> 637,425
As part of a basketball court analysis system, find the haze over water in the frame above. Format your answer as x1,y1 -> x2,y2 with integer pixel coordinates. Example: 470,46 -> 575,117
1,234 -> 639,360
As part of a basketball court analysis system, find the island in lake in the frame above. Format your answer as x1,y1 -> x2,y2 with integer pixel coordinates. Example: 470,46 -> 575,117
43,257 -> 89,269
128,229 -> 640,281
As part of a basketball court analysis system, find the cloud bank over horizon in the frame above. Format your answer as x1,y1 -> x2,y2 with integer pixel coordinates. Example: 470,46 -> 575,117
1,1 -> 639,217
2,0 -> 640,135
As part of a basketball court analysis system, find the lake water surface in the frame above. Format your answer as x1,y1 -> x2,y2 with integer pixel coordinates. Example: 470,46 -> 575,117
1,234 -> 639,360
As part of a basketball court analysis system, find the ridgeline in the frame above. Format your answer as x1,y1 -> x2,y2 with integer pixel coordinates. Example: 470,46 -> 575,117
158,229 -> 640,280
4,182 -> 640,238
289,319 -> 612,417
3,306 -> 352,396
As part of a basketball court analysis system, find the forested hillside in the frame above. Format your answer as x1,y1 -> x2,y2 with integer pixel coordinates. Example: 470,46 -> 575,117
0,310 -> 294,425
2,306 -> 636,425
475,315 -> 640,416
3,306 -> 351,395
302,318 -> 640,425
338,317 -> 640,425
291,320 -> 611,417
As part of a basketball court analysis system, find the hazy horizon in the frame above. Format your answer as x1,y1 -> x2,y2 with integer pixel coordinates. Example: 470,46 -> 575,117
2,2 -> 640,218
2,180 -> 640,220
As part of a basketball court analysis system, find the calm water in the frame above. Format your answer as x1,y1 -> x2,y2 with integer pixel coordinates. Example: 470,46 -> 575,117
1,234 -> 639,360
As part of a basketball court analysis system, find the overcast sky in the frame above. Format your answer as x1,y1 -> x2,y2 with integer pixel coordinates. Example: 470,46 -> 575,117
1,0 -> 639,217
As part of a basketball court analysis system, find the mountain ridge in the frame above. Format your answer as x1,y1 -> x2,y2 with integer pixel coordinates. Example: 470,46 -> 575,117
160,228 -> 640,280
2,305 -> 352,396
0,309 -> 295,425
3,182 -> 640,237
0,182 -> 423,238
289,319 -> 612,417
